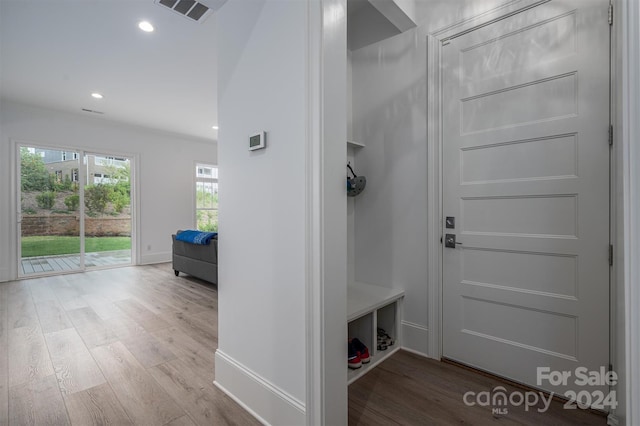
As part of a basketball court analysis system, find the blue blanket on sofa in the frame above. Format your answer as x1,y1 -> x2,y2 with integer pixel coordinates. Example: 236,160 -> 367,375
175,230 -> 217,245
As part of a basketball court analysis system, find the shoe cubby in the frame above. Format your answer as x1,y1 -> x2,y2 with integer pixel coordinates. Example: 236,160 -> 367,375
348,314 -> 374,356
347,281 -> 404,384
376,302 -> 397,350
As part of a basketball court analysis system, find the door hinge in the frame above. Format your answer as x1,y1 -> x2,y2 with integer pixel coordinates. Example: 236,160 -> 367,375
608,3 -> 613,26
609,244 -> 614,266
609,124 -> 613,146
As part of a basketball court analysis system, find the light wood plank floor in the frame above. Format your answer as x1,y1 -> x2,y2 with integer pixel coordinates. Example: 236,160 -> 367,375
349,350 -> 608,425
0,264 -> 258,426
1,264 -> 611,425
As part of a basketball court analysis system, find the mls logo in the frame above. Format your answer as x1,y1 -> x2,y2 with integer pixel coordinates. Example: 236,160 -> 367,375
492,408 -> 508,415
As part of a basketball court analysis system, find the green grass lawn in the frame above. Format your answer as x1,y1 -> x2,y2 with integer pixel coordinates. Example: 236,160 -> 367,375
21,236 -> 131,257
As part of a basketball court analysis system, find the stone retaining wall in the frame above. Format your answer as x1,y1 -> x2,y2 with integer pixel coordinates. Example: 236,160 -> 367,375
21,215 -> 131,237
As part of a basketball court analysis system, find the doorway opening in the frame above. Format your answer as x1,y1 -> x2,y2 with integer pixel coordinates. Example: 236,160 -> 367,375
18,144 -> 133,277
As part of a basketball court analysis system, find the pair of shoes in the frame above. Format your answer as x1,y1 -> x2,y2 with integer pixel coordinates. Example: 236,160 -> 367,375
377,328 -> 394,351
348,338 -> 371,369
348,339 -> 361,369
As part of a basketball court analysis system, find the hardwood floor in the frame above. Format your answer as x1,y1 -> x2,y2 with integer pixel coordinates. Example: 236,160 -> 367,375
0,264 -> 610,425
349,350 -> 608,425
0,264 -> 258,426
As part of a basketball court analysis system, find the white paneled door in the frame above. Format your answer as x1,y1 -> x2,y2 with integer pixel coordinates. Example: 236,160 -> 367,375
442,0 -> 610,398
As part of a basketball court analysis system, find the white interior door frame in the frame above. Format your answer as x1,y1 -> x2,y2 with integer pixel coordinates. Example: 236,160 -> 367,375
9,138 -> 19,280
616,0 -> 640,423
426,0 -> 626,417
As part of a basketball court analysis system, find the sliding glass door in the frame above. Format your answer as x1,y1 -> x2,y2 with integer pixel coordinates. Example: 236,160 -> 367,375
19,146 -> 82,275
18,144 -> 133,277
83,153 -> 132,268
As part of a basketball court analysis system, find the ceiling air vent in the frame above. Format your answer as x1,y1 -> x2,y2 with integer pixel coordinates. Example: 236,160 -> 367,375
156,0 -> 213,23
81,108 -> 104,115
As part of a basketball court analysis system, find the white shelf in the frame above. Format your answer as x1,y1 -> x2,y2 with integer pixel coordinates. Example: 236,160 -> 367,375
348,346 -> 401,384
347,140 -> 365,149
347,281 -> 404,322
347,281 -> 404,384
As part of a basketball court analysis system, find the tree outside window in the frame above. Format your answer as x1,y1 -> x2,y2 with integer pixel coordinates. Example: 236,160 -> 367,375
196,164 -> 218,232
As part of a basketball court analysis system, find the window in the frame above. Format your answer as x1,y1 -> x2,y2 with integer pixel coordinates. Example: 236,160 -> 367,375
95,156 -> 127,168
61,151 -> 77,161
195,164 -> 218,232
197,166 -> 215,178
93,173 -> 114,184
71,168 -> 79,182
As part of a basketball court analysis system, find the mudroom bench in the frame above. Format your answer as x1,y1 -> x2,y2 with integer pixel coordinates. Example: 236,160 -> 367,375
347,281 -> 404,383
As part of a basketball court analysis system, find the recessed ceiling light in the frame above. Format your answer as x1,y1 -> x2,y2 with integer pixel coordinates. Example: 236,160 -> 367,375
138,21 -> 154,32
91,93 -> 104,99
212,126 -> 219,130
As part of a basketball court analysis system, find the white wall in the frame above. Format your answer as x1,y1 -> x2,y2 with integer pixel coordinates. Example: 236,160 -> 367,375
351,25 -> 430,353
214,0 -> 309,424
215,0 -> 348,422
0,100 -> 216,282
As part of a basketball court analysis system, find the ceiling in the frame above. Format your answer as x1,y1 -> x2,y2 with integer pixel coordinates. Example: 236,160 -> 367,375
0,0 -> 425,142
0,0 -> 222,142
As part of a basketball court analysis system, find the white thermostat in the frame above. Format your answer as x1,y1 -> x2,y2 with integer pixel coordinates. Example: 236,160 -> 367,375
249,131 -> 266,151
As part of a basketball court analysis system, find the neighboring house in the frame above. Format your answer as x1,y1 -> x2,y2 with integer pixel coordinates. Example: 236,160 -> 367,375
34,148 -> 128,185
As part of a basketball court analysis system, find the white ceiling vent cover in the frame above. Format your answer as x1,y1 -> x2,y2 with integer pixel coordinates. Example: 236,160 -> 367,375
155,0 -> 224,23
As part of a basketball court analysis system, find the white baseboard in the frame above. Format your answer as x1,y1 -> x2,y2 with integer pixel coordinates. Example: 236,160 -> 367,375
401,321 -> 429,357
0,267 -> 9,283
214,350 -> 305,426
139,251 -> 171,265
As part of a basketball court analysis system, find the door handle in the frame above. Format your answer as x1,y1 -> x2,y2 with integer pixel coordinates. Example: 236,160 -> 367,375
445,233 -> 462,248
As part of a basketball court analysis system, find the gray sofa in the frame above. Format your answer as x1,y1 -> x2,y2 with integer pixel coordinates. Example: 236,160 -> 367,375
172,232 -> 218,284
